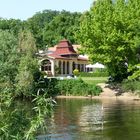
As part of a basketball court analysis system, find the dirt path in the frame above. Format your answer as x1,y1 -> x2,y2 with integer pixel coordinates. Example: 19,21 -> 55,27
97,83 -> 139,100
98,83 -> 116,97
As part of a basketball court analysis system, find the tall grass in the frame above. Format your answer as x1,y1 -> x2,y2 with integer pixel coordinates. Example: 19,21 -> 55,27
122,80 -> 140,93
56,78 -> 102,96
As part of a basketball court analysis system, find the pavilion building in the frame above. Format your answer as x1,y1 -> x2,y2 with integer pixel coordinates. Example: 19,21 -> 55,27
39,39 -> 88,76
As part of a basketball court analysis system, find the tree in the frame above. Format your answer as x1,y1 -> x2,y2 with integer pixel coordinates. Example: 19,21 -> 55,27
26,10 -> 59,48
16,30 -> 39,96
0,30 -> 54,139
0,30 -> 18,86
0,18 -> 24,36
77,0 -> 140,82
43,10 -> 82,47
0,10 -> 82,49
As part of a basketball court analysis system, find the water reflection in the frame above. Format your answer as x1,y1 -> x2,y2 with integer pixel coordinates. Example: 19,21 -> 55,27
79,104 -> 103,132
37,98 -> 140,140
103,99 -> 140,140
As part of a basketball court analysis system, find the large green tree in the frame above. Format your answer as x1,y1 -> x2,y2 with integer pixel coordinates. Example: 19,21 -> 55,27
26,10 -> 59,48
0,30 -> 18,87
0,30 -> 54,139
43,10 -> 81,47
16,30 -> 39,96
0,18 -> 24,36
0,10 -> 82,49
77,0 -> 140,82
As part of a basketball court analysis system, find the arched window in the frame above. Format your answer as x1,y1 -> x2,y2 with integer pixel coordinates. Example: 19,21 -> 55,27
41,59 -> 51,71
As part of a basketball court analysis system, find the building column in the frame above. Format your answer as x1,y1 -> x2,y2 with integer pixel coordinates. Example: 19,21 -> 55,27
50,59 -> 55,76
55,60 -> 59,67
61,60 -> 63,75
65,61 -> 67,75
75,63 -> 78,69
69,61 -> 73,75
39,60 -> 42,71
84,64 -> 86,72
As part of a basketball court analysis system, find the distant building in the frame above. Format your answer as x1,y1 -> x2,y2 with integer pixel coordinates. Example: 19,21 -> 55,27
38,39 -> 88,76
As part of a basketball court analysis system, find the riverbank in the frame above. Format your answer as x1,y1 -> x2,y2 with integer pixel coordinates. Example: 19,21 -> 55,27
56,83 -> 140,100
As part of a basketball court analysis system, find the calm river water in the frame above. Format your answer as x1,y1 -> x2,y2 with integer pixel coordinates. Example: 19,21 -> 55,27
37,98 -> 140,140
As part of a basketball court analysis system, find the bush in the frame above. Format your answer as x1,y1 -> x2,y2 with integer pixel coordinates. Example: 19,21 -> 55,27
79,70 -> 108,77
122,80 -> 140,93
73,69 -> 79,76
37,77 -> 59,96
55,78 -> 102,96
32,77 -> 102,97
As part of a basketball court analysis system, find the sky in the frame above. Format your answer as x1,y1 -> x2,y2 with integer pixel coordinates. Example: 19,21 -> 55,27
0,0 -> 93,20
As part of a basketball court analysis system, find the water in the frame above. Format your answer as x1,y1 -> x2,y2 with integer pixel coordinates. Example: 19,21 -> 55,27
37,98 -> 140,140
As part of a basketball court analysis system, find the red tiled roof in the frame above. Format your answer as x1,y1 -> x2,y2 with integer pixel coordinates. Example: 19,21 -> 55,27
48,53 -> 72,60
47,39 -> 88,62
48,54 -> 88,61
48,44 -> 81,53
53,39 -> 77,55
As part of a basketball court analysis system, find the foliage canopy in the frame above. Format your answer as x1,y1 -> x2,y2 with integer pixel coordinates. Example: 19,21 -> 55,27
77,0 -> 140,81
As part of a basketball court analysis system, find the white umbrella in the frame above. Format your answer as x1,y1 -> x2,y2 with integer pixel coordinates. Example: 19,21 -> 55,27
85,64 -> 94,68
86,62 -> 105,69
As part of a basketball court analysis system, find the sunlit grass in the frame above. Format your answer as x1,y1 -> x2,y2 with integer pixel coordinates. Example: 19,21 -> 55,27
81,77 -> 108,85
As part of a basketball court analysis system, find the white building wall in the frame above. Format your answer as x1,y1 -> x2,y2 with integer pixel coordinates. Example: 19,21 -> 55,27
50,59 -> 55,76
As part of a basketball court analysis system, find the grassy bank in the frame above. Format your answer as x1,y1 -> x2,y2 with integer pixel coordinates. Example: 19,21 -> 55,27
56,78 -> 102,96
81,77 -> 108,85
122,80 -> 140,94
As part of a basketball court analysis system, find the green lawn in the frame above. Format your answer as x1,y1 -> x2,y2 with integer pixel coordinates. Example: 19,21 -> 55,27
81,77 -> 108,85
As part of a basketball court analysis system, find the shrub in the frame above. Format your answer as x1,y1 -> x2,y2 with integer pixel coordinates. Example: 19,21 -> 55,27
37,78 -> 59,96
73,69 -> 79,76
79,70 -> 108,77
55,78 -> 102,96
122,80 -> 140,93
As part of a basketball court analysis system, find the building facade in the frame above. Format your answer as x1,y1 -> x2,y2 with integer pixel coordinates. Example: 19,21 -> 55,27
39,39 -> 88,77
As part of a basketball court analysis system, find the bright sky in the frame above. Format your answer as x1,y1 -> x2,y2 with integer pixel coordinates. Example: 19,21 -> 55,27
0,0 -> 93,20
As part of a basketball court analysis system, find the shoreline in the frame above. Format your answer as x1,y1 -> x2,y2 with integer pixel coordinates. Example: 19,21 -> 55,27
55,95 -> 140,100
55,83 -> 140,101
